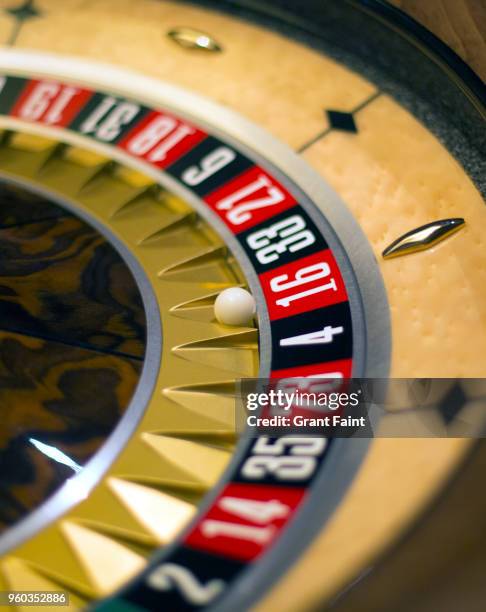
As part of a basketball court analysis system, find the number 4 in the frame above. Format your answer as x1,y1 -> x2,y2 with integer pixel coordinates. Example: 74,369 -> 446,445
280,325 -> 344,346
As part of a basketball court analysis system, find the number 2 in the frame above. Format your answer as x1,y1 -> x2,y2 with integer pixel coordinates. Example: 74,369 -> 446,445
147,563 -> 225,606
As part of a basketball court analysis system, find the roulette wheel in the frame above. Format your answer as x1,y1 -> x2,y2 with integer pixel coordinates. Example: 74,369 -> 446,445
0,0 -> 484,610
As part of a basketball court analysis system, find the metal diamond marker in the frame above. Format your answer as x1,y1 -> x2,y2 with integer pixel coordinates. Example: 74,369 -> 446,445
439,383 -> 467,425
6,0 -> 40,22
326,110 -> 358,133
